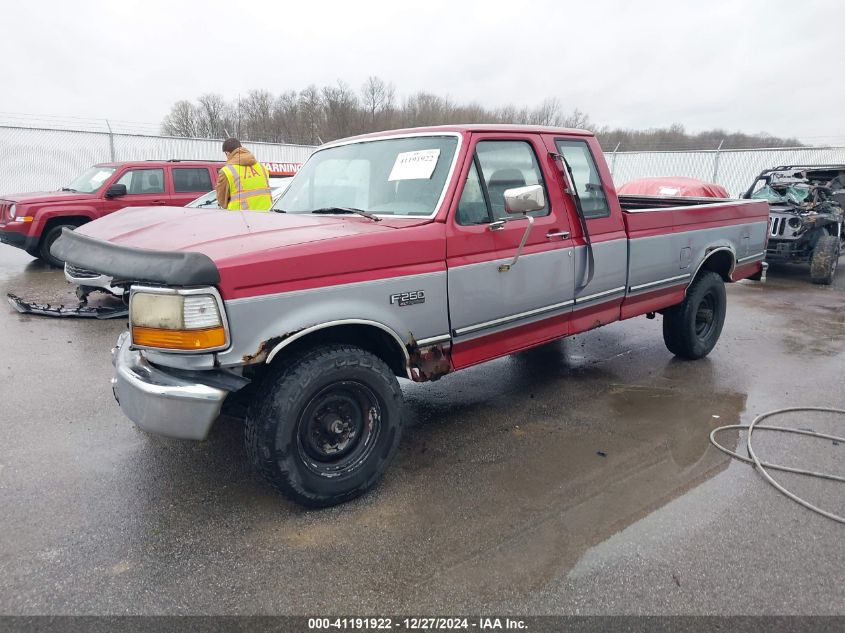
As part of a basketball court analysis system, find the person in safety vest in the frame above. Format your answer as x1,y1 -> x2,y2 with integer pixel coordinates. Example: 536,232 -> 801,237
215,137 -> 272,211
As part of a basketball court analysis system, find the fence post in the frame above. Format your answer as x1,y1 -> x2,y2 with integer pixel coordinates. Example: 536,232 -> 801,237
610,142 -> 621,175
105,119 -> 116,161
711,139 -> 724,183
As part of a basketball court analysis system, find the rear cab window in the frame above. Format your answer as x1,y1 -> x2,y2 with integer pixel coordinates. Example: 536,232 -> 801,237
554,139 -> 610,219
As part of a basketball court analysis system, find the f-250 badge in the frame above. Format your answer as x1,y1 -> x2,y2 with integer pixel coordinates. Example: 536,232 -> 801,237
389,290 -> 425,306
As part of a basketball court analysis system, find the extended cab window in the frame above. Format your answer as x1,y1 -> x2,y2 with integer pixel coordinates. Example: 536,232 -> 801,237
173,168 -> 213,193
554,140 -> 609,219
457,140 -> 549,225
116,168 -> 165,195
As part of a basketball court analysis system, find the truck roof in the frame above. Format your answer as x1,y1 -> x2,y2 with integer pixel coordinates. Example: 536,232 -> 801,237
328,124 -> 594,145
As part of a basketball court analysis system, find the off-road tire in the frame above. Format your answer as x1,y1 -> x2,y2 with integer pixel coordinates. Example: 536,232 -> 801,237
810,234 -> 840,285
662,271 -> 726,360
39,224 -> 76,268
245,344 -> 404,508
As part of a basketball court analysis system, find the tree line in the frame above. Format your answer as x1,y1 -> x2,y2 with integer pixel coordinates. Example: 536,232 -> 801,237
161,77 -> 802,151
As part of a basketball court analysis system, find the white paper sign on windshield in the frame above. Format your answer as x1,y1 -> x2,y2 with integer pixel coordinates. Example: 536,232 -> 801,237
388,149 -> 441,181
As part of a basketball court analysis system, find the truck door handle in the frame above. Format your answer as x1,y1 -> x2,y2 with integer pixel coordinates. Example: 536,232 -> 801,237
546,230 -> 570,240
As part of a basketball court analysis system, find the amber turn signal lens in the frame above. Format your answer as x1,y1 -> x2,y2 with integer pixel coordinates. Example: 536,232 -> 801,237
131,326 -> 226,350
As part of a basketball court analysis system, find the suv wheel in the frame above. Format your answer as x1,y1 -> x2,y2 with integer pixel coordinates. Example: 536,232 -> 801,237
810,234 -> 840,285
662,271 -> 727,360
39,224 -> 77,268
245,344 -> 405,507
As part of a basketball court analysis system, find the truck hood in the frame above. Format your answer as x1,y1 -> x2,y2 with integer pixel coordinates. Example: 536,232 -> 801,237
1,191 -> 97,204
77,206 -> 425,262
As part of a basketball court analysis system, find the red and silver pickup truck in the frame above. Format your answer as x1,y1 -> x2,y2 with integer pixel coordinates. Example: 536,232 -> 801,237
53,125 -> 769,507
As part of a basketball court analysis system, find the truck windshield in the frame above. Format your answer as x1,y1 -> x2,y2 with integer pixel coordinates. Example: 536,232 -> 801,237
64,167 -> 116,193
275,135 -> 459,217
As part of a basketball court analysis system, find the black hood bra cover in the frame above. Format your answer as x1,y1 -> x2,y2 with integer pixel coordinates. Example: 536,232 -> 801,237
51,228 -> 221,286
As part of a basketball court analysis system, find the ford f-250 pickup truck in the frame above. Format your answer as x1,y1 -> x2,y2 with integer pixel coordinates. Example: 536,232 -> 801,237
53,125 -> 770,507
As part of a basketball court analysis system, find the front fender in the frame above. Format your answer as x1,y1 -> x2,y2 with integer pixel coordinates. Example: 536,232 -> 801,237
215,271 -> 450,370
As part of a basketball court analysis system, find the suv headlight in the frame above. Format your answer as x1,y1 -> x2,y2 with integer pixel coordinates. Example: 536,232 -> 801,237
8,204 -> 16,219
129,286 -> 228,352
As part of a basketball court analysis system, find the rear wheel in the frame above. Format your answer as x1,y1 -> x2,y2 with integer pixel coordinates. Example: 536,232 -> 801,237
810,234 -> 840,285
38,223 -> 78,268
662,271 -> 727,360
245,344 -> 404,507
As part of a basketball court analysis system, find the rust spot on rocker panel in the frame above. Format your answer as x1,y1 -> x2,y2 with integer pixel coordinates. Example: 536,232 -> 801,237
408,340 -> 452,382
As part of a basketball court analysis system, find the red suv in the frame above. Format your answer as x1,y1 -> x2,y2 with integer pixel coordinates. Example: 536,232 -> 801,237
0,160 -> 221,266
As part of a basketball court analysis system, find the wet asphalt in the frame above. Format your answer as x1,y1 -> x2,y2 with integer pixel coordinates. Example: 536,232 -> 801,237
0,246 -> 843,616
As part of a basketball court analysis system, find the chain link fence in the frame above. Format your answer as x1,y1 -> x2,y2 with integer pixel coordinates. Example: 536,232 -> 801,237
608,146 -> 845,197
0,124 -> 315,194
4,121 -> 845,199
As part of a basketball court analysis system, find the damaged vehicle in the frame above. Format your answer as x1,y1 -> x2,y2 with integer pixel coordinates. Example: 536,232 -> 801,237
742,165 -> 844,284
53,125 -> 769,507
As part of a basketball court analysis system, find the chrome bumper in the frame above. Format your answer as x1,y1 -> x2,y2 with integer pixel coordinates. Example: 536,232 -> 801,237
110,332 -> 227,440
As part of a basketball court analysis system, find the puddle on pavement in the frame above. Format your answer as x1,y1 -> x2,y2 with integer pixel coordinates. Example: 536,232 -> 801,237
231,350 -> 746,604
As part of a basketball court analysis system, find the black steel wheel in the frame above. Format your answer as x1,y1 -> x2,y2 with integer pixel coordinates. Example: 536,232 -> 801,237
296,381 -> 382,477
662,271 -> 727,360
246,344 -> 404,507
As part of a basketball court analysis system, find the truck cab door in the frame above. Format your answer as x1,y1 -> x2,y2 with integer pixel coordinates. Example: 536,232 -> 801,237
446,134 -> 576,369
545,136 -> 628,332
102,167 -> 171,214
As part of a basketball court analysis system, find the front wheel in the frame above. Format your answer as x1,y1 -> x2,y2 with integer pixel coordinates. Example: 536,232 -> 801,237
245,344 -> 405,507
810,234 -> 840,285
662,271 -> 727,360
39,223 -> 78,268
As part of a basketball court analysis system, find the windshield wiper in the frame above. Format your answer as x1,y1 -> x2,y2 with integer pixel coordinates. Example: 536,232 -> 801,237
310,207 -> 381,222
61,187 -> 77,192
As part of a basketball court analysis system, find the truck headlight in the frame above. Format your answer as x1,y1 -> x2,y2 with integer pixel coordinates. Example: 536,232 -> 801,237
129,287 -> 228,352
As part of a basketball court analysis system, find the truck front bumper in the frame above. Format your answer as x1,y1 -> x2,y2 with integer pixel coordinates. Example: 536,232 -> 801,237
111,332 -> 227,440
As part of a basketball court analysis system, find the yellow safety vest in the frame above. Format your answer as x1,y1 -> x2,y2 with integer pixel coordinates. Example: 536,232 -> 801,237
223,162 -> 272,211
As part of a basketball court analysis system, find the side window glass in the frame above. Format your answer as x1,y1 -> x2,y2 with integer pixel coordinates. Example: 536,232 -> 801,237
456,162 -> 491,226
116,169 -> 165,195
554,140 -> 609,219
173,168 -> 213,193
475,141 -> 549,220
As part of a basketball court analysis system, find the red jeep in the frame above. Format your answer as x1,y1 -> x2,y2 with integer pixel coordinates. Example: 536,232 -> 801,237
0,160 -> 221,266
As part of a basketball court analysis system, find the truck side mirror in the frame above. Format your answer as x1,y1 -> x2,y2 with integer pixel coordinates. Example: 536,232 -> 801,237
105,184 -> 127,198
504,184 -> 545,214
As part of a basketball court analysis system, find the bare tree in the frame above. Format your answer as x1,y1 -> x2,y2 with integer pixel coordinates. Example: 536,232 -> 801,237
195,93 -> 230,139
161,88 -> 804,150
322,81 -> 360,140
298,85 -> 324,145
161,100 -> 199,137
360,76 -> 395,129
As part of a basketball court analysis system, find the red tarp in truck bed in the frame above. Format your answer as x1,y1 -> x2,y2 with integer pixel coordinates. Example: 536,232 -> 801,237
618,177 -> 730,199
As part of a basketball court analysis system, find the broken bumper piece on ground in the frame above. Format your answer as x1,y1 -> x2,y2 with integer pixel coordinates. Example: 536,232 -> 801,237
6,293 -> 128,319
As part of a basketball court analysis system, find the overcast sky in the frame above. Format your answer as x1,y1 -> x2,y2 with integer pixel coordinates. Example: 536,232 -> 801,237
2,0 -> 842,143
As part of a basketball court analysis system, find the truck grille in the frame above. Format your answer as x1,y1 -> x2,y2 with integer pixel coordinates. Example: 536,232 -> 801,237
0,203 -> 9,223
65,263 -> 101,279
